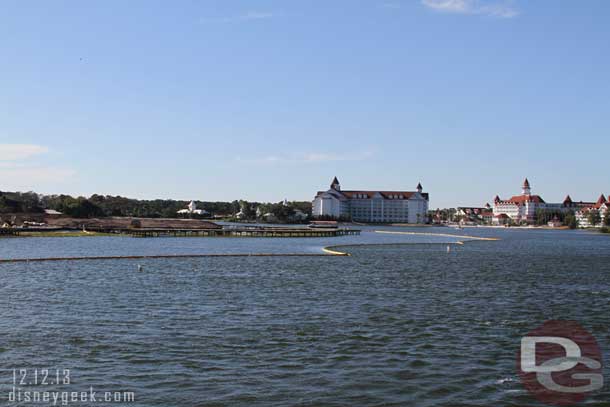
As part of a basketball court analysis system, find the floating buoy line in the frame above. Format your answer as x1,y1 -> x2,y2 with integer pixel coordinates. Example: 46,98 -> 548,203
0,231 -> 498,263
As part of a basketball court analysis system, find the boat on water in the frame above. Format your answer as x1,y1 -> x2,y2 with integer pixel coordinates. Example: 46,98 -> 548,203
308,220 -> 338,229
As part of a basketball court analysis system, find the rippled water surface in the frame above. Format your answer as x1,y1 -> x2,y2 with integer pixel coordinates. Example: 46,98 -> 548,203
1,227 -> 609,406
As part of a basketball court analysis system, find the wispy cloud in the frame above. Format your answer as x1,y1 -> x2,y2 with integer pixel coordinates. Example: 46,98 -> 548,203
236,151 -> 374,165
421,0 -> 519,18
200,11 -> 277,24
0,144 -> 74,188
0,144 -> 49,161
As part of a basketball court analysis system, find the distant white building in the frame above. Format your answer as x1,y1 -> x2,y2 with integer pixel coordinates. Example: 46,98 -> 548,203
492,179 -> 546,224
312,177 -> 429,223
262,212 -> 278,222
44,209 -> 63,216
177,201 -> 208,216
493,178 -> 606,226
456,204 -> 493,224
575,194 -> 608,228
290,209 -> 308,221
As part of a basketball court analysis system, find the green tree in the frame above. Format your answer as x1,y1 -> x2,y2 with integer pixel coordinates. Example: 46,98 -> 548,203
290,201 -> 313,217
564,212 -> 578,229
536,209 -> 546,226
587,210 -> 601,227
0,195 -> 21,213
69,198 -> 104,218
536,209 -> 564,226
239,200 -> 255,219
270,202 -> 295,222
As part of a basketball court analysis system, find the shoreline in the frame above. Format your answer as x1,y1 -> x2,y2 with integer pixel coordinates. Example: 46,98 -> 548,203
8,231 -> 119,238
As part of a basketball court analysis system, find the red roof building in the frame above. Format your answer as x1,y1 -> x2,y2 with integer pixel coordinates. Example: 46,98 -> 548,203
493,178 -> 607,227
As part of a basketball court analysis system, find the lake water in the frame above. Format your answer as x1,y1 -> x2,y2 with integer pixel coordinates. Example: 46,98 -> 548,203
1,227 -> 609,406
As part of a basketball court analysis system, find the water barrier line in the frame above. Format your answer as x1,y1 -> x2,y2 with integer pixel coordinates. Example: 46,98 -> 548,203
0,232 -> 497,263
323,241 -> 464,254
322,231 -> 499,256
0,252 -> 350,263
374,230 -> 500,241
322,247 -> 351,256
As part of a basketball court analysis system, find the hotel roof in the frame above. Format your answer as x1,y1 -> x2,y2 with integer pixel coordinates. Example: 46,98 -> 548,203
315,190 -> 429,200
342,190 -> 429,200
595,194 -> 607,207
496,194 -> 546,204
319,177 -> 428,200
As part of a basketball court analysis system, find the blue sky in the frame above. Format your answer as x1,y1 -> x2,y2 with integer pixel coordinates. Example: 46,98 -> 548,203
1,0 -> 609,208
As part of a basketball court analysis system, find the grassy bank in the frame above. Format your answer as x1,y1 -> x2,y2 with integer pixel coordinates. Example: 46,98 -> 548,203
12,231 -> 119,238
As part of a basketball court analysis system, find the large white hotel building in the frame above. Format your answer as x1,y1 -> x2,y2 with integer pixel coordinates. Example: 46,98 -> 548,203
312,177 -> 429,223
492,178 -> 608,225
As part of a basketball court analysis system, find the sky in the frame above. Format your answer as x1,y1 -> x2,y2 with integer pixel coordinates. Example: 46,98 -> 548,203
1,0 -> 609,208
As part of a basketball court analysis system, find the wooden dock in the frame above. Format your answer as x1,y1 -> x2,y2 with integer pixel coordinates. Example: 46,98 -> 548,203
0,226 -> 360,238
128,227 -> 360,238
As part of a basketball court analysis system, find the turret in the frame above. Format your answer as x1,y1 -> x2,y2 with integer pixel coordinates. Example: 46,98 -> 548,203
416,182 -> 423,193
330,176 -> 341,191
595,194 -> 606,208
522,178 -> 531,195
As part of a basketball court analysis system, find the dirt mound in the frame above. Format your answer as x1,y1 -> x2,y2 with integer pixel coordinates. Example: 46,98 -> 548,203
4,215 -> 221,230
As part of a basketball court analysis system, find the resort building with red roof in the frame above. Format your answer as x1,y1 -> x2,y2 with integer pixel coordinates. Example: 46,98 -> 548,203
455,205 -> 494,225
493,178 -> 608,227
492,179 -> 547,224
312,177 -> 429,223
575,194 -> 609,227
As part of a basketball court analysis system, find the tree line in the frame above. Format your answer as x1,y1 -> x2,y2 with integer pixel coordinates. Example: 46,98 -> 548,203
0,190 -> 312,221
